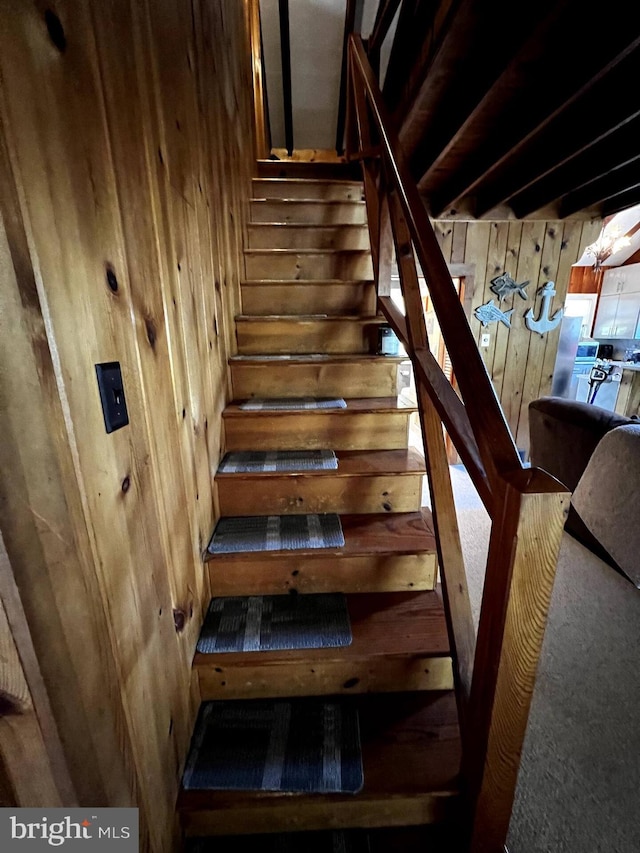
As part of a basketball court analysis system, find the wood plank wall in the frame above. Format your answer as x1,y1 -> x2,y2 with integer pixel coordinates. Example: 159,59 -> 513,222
434,219 -> 602,455
0,1 -> 254,849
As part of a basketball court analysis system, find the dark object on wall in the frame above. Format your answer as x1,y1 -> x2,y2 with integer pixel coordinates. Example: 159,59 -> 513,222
95,362 -> 129,433
597,344 -> 614,359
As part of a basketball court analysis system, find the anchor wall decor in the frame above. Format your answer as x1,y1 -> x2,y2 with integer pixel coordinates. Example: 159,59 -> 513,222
524,281 -> 564,335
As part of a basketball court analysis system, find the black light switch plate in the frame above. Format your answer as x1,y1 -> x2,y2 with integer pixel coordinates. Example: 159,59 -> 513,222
95,362 -> 129,433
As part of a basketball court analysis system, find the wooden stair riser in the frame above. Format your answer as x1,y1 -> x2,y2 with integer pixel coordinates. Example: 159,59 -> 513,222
235,317 -> 382,355
241,281 -> 377,316
223,412 -> 412,451
181,794 -> 455,838
230,358 -> 403,399
257,160 -> 362,180
207,553 -> 437,596
216,472 -> 423,516
252,178 -> 364,201
244,251 -> 373,281
247,224 -> 370,250
197,657 -> 452,701
250,200 -> 367,225
195,590 -> 451,700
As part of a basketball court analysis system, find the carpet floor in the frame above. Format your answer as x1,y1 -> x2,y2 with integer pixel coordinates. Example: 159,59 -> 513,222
424,465 -> 640,853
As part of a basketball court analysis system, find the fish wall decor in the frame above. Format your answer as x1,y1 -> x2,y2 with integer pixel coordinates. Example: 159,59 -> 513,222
490,272 -> 531,302
474,300 -> 515,328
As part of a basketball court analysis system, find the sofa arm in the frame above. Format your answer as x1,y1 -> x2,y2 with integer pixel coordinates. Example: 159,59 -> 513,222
572,424 -> 640,587
528,396 -> 633,491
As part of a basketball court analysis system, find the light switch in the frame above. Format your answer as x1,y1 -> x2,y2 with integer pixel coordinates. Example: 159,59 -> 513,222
95,362 -> 129,433
481,333 -> 491,348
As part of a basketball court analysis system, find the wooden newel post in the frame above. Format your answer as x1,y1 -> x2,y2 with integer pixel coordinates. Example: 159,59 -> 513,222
467,469 -> 569,852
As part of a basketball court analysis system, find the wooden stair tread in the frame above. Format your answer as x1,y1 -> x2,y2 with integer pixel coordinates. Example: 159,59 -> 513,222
244,248 -> 371,255
205,510 -> 436,563
216,449 -> 425,479
247,223 -> 368,229
256,161 -> 362,180
178,691 -> 461,835
241,278 -> 374,285
230,353 -> 404,363
251,198 -> 366,206
194,591 -> 449,668
223,397 -> 416,415
252,178 -> 364,187
235,314 -> 383,322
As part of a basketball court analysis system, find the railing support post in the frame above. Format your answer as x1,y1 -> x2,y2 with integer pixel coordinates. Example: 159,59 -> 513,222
467,471 -> 569,852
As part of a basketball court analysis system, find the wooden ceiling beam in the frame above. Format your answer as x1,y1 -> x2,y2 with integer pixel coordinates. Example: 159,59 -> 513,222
559,158 -> 640,218
602,184 -> 640,217
398,0 -> 519,161
471,41 -> 640,217
383,0 -> 439,113
510,112 -> 640,218
415,0 -> 576,196
429,32 -> 640,216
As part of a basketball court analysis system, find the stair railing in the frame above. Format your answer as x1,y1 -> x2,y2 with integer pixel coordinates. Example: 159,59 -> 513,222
347,34 -> 569,853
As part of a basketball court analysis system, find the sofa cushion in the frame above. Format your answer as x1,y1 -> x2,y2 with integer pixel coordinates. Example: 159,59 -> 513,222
572,424 -> 640,588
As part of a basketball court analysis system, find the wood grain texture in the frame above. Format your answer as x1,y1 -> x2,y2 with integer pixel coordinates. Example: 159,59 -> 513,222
250,199 -> 367,224
195,591 -> 453,699
469,471 -> 569,852
206,511 -> 438,595
215,448 -> 425,516
433,217 -> 603,454
247,224 -> 370,249
0,531 -> 76,808
240,280 -> 377,315
179,692 -> 461,836
235,315 -> 383,354
383,190 -> 476,734
252,179 -> 364,200
223,398 -> 415,451
244,249 -> 373,280
0,0 -> 253,847
230,354 -> 403,398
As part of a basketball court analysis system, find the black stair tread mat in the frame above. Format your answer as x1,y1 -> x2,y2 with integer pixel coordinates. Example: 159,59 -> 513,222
207,514 -> 345,554
239,397 -> 347,410
196,593 -> 352,654
182,698 -> 364,794
217,450 -> 338,473
187,829 -> 370,852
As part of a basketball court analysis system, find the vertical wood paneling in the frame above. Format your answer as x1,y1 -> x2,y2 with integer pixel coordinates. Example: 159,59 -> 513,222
434,216 -> 602,454
0,1 -> 253,849
491,222 -> 523,399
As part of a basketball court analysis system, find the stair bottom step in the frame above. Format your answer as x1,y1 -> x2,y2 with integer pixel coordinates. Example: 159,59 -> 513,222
179,692 -> 461,837
187,829 -> 369,852
187,825 -> 459,852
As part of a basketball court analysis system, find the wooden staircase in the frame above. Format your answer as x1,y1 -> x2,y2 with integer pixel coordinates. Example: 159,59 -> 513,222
177,163 -> 462,845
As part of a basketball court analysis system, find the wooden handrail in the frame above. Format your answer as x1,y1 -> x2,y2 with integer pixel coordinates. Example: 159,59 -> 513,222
346,32 -> 570,853
349,35 -> 522,490
247,0 -> 271,159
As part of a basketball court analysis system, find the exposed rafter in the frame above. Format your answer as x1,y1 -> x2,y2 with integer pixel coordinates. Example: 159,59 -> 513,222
383,0 -> 640,220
